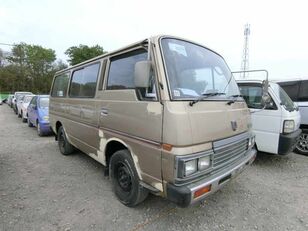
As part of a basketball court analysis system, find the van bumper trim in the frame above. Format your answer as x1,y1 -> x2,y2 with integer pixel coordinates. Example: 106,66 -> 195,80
278,129 -> 301,155
166,148 -> 257,207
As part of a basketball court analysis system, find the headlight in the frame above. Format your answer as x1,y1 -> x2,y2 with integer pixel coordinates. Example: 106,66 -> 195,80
177,152 -> 212,178
198,156 -> 211,171
184,159 -> 197,176
283,120 -> 294,133
43,116 -> 49,121
248,136 -> 255,148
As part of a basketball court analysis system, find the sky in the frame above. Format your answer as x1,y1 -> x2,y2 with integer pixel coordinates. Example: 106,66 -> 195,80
0,0 -> 307,80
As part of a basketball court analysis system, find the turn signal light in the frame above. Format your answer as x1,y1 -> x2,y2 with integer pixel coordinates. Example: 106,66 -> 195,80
193,185 -> 211,198
162,143 -> 173,151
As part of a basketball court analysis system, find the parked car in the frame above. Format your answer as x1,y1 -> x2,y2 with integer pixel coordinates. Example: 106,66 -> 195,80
7,94 -> 14,107
16,95 -> 25,116
10,95 -> 15,108
17,94 -> 34,118
49,35 -> 261,207
27,95 -> 51,136
20,95 -> 35,122
13,92 -> 33,114
276,78 -> 308,155
237,79 -> 301,155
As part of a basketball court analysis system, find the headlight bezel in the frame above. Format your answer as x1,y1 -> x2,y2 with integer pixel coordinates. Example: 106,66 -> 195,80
283,120 -> 295,134
176,150 -> 213,178
42,115 -> 49,121
248,135 -> 255,149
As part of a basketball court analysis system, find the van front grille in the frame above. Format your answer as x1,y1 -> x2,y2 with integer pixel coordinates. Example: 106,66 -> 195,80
213,139 -> 248,170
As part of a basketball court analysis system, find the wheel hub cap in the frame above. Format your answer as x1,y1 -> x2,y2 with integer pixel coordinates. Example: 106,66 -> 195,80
296,133 -> 308,152
117,165 -> 132,192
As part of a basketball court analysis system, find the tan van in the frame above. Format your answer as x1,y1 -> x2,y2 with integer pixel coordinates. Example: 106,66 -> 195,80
50,35 -> 257,207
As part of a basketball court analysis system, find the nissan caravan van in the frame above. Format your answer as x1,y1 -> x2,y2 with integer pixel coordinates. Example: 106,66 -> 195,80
50,35 -> 257,207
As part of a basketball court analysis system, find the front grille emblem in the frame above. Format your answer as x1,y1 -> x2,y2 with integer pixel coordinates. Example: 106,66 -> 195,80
231,121 -> 238,131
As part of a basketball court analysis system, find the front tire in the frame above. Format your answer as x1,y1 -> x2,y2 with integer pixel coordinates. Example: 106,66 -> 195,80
27,117 -> 33,127
22,112 -> 27,123
37,122 -> 44,137
294,129 -> 308,155
57,126 -> 74,155
110,149 -> 148,207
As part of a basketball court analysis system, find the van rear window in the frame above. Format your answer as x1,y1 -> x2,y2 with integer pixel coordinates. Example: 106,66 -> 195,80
51,73 -> 70,97
69,63 -> 100,98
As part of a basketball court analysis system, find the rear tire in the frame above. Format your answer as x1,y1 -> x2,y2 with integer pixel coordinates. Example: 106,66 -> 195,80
57,126 -> 74,155
294,129 -> 308,155
110,149 -> 148,207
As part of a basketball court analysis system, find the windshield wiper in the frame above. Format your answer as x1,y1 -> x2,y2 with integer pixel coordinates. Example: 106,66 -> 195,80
226,94 -> 243,105
189,93 -> 226,107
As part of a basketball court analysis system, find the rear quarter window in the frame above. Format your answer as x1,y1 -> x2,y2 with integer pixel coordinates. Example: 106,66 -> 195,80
51,73 -> 70,97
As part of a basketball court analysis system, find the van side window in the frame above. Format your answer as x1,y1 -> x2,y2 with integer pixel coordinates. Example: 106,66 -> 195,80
278,81 -> 300,101
299,80 -> 308,101
107,49 -> 147,90
69,63 -> 100,98
51,73 -> 70,97
239,85 -> 277,110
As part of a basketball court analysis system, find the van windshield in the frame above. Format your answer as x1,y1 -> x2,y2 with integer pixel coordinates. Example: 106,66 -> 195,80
271,84 -> 297,112
161,38 -> 240,100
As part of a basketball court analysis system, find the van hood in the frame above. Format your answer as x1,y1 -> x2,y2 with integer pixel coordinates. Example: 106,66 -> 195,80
163,101 -> 251,148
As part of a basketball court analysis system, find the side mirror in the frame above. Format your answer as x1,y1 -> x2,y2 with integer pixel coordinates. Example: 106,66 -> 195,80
134,61 -> 151,88
33,105 -> 37,110
262,94 -> 271,105
261,79 -> 271,106
262,79 -> 269,95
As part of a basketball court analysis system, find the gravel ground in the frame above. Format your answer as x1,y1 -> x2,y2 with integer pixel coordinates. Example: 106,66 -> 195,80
0,104 -> 308,231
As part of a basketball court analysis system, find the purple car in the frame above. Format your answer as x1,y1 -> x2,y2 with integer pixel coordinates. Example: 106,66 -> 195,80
27,95 -> 51,136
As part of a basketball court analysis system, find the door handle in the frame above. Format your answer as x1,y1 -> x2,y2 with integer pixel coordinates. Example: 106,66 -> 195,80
100,108 -> 108,116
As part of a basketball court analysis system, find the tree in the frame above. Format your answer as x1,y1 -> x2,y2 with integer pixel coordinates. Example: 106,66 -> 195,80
24,44 -> 56,93
65,44 -> 106,66
0,48 -> 3,67
2,42 -> 57,93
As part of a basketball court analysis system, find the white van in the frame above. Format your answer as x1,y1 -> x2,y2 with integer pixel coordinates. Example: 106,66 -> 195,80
236,79 -> 301,155
276,79 -> 308,154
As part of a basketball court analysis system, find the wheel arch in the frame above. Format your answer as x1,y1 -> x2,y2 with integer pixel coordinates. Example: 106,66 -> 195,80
104,138 -> 142,180
54,121 -> 63,141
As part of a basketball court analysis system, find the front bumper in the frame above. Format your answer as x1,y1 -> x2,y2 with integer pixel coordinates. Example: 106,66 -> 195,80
166,148 -> 257,207
278,129 -> 302,155
40,122 -> 52,134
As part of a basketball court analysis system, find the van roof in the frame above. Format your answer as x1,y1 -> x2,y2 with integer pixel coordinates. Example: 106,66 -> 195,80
272,77 -> 308,83
237,79 -> 279,85
55,35 -> 223,75
55,37 -> 151,75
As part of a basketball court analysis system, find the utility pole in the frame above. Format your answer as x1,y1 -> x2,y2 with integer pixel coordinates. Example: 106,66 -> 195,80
241,24 -> 250,78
